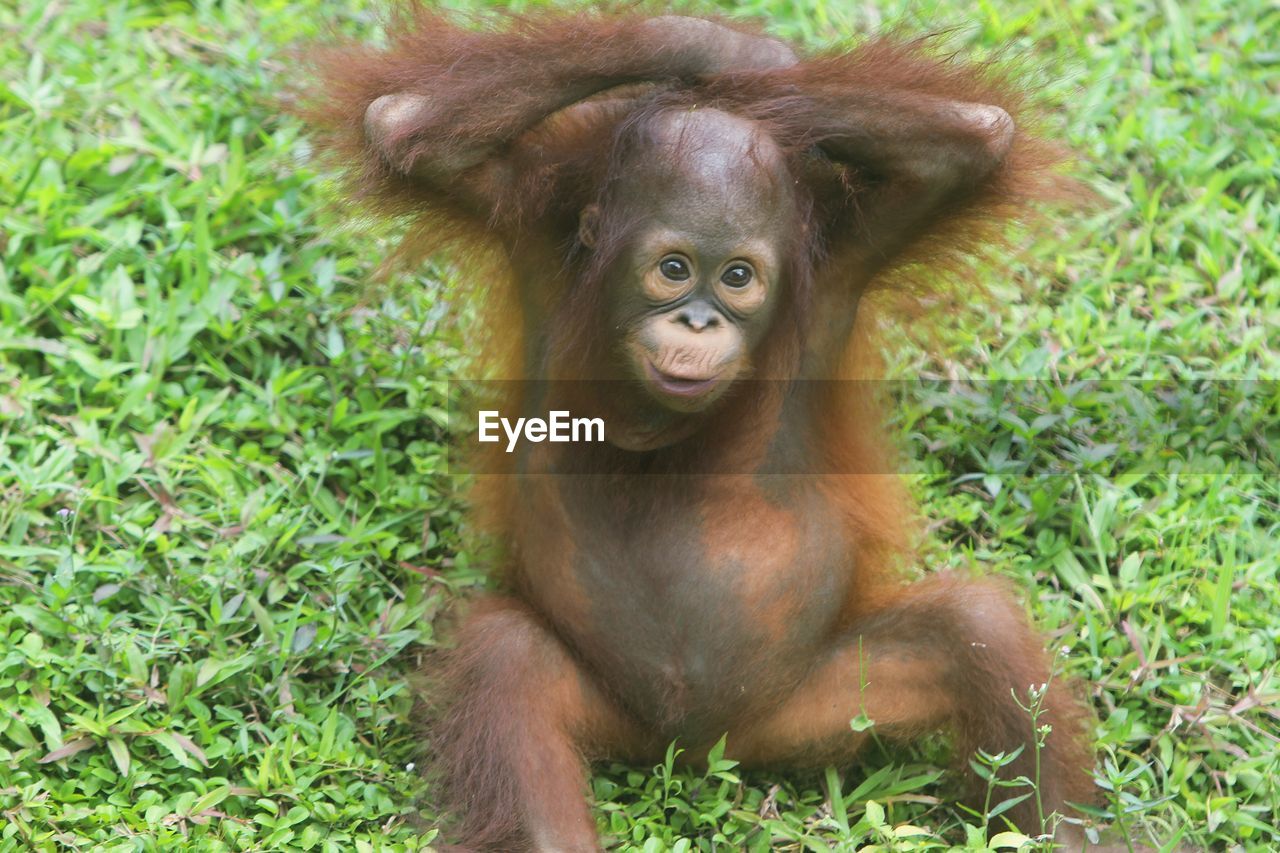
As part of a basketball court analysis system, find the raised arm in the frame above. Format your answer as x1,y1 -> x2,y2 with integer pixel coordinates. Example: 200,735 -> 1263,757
304,11 -> 797,222
684,38 -> 1068,374
810,92 -> 1015,255
710,39 -> 1049,265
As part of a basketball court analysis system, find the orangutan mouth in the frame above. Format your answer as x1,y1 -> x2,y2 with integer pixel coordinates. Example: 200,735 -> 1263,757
644,361 -> 722,398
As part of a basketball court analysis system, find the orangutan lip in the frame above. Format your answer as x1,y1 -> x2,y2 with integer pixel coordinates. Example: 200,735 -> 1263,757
644,361 -> 720,397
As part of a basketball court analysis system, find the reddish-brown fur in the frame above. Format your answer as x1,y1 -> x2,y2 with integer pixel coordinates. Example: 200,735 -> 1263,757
298,6 -> 1095,850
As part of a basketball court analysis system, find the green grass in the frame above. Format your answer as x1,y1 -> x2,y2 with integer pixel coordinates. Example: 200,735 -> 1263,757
0,0 -> 1276,850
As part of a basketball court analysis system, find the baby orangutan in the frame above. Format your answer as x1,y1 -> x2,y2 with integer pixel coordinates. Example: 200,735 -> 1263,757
302,7 -> 1103,850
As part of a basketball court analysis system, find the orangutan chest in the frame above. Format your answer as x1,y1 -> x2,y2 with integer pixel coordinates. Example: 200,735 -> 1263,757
517,476 -> 852,728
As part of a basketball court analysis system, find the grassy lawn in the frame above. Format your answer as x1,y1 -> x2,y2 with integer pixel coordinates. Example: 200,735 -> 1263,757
1,0 -> 1276,850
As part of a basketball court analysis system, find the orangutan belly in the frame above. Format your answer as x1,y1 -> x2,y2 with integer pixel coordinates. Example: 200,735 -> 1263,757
516,473 -> 853,740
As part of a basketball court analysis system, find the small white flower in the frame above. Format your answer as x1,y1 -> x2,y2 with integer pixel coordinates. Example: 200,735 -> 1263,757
405,762 -> 415,772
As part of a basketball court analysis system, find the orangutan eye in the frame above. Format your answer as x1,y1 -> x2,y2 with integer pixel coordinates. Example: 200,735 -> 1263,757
721,264 -> 753,288
659,256 -> 691,281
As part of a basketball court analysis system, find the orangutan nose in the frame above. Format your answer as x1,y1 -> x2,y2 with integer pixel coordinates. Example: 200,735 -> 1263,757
675,302 -> 721,332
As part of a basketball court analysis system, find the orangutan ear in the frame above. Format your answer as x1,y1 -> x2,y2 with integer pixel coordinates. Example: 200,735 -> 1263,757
578,204 -> 601,248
